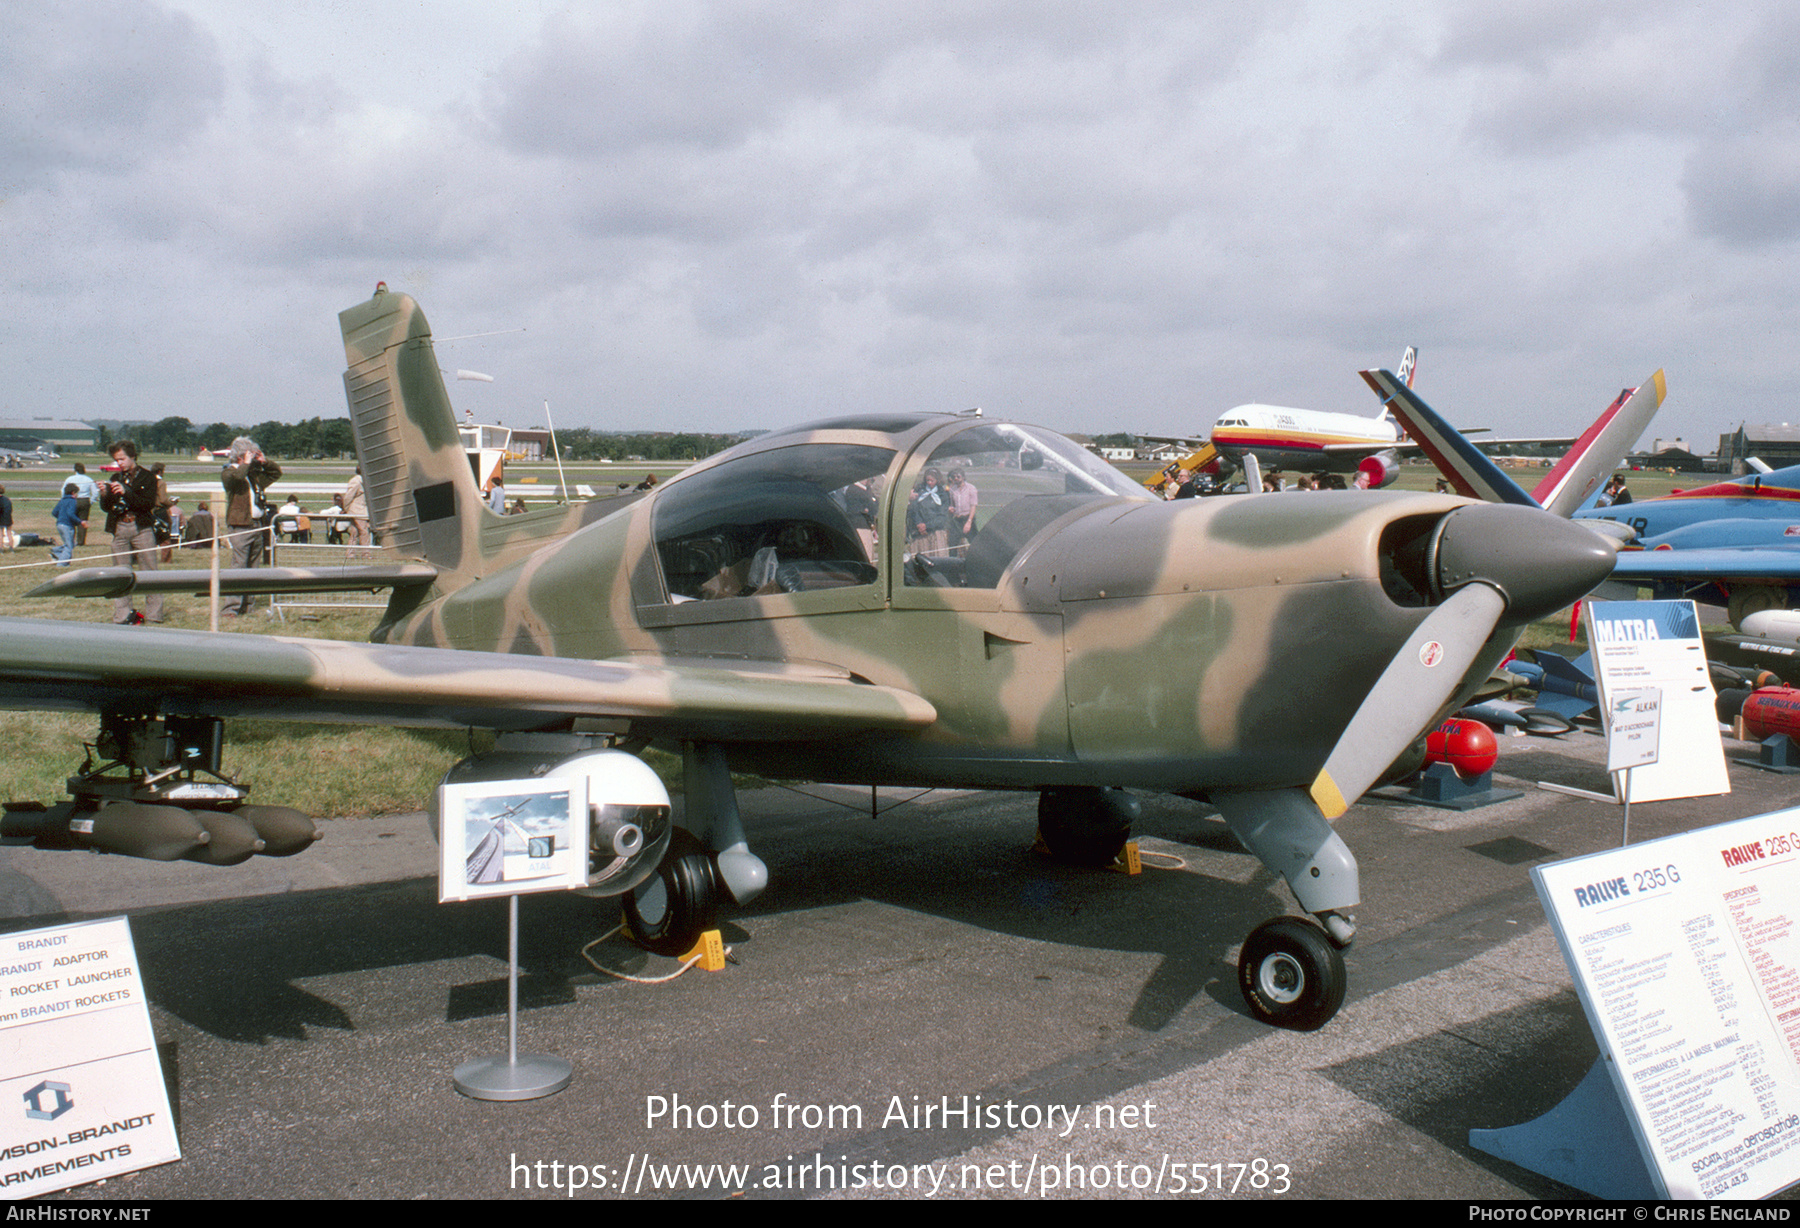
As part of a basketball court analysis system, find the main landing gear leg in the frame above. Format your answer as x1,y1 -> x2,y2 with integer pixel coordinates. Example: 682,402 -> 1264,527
621,742 -> 768,957
1210,788 -> 1357,1031
1036,786 -> 1139,866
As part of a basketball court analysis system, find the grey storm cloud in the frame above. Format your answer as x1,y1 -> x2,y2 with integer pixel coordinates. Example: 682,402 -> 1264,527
5,0 -> 1800,442
0,1 -> 224,175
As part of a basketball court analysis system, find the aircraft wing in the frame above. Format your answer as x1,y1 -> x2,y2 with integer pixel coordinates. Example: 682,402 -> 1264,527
0,617 -> 937,739
1609,548 -> 1800,585
27,564 -> 438,600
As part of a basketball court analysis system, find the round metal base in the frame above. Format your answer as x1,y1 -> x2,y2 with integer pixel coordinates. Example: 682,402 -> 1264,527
452,1054 -> 572,1101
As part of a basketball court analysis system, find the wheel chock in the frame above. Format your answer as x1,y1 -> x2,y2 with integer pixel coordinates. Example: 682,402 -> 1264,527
1031,834 -> 1139,872
681,930 -> 727,971
1107,842 -> 1142,875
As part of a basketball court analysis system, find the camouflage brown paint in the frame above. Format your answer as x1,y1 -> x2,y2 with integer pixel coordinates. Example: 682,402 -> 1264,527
321,289 -> 1573,796
0,291 -> 1613,805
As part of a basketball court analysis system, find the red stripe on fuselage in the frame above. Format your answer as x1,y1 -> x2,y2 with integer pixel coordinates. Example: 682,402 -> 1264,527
1215,434 -> 1330,453
1663,482 -> 1800,502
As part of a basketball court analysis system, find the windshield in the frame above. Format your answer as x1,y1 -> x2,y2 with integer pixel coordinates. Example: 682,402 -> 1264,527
903,422 -> 1149,588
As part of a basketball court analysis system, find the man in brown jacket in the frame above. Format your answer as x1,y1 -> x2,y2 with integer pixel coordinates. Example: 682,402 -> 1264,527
220,436 -> 281,617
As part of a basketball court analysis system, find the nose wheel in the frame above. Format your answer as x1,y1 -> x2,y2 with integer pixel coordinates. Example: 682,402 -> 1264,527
1237,917 -> 1347,1031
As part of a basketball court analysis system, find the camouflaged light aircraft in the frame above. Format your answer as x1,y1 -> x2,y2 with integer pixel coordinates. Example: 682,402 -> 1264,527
0,287 -> 1616,1031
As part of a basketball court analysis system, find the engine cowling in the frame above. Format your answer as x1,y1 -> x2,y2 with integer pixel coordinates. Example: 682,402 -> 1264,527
1358,452 -> 1401,489
430,748 -> 671,897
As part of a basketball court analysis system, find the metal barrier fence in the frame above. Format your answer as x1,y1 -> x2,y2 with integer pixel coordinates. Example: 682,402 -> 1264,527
266,538 -> 394,621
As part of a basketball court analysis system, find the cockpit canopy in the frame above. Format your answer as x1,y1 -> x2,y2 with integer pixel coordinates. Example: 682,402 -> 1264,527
651,416 -> 1150,602
655,443 -> 891,601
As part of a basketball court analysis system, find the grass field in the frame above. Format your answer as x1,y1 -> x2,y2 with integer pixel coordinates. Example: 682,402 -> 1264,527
0,456 -> 688,817
0,505 -> 505,816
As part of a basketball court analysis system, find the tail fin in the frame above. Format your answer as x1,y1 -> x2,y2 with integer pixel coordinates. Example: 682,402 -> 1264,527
1360,367 -> 1666,518
339,286 -> 489,582
1396,346 -> 1417,389
1374,346 -> 1418,428
1529,373 -> 1665,517
1359,369 -> 1539,507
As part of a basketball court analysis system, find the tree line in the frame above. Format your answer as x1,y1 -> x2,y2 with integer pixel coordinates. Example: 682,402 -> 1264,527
97,417 -> 358,458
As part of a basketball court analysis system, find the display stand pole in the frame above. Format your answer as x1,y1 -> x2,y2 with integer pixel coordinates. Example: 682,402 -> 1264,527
452,895 -> 572,1101
1618,767 -> 1630,847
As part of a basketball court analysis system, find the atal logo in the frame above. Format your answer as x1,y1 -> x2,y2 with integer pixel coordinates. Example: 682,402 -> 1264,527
22,1080 -> 72,1122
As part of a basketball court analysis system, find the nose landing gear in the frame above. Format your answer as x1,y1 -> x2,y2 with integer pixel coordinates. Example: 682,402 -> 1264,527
1237,917 -> 1347,1032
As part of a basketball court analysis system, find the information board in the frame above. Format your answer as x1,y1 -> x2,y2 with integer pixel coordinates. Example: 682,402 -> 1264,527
1586,600 -> 1728,803
1535,807 -> 1800,1199
438,777 -> 590,902
1606,687 -> 1662,775
0,917 -> 180,1197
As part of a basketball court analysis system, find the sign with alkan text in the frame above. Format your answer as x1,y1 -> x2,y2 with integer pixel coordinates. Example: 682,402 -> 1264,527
1585,600 -> 1727,803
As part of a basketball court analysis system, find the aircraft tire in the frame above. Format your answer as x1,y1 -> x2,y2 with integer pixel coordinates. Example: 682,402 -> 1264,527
1238,917 -> 1346,1032
1035,787 -> 1136,867
623,828 -> 719,957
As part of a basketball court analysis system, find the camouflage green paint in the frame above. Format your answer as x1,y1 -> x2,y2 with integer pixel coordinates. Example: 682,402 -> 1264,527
308,289 -> 1619,796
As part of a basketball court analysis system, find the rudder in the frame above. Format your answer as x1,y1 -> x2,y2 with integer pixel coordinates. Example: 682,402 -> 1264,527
339,285 -> 488,584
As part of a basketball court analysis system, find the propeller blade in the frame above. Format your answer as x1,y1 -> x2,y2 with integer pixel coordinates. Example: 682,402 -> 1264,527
1310,581 -> 1506,818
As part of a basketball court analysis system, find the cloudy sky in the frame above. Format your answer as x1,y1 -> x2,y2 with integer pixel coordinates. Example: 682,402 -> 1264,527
6,1 -> 1798,447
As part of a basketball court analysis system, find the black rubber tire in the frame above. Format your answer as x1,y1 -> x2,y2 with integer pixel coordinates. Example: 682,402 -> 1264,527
1237,917 -> 1348,1032
1036,787 -> 1136,867
623,829 -> 720,957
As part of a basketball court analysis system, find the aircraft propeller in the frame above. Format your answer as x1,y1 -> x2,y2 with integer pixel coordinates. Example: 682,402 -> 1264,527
1314,501 -> 1617,818
1216,501 -> 1615,1029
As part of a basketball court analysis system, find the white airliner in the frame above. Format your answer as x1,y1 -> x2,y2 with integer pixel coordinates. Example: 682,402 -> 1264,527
1207,348 -> 1419,488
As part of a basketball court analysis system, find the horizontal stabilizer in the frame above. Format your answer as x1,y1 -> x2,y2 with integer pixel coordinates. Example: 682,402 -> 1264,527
26,564 -> 439,600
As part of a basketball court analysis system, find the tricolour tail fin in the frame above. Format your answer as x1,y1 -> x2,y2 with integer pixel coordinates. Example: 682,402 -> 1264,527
340,285 -> 489,584
1359,369 -> 1539,507
1528,372 -> 1665,517
1360,367 -> 1666,519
